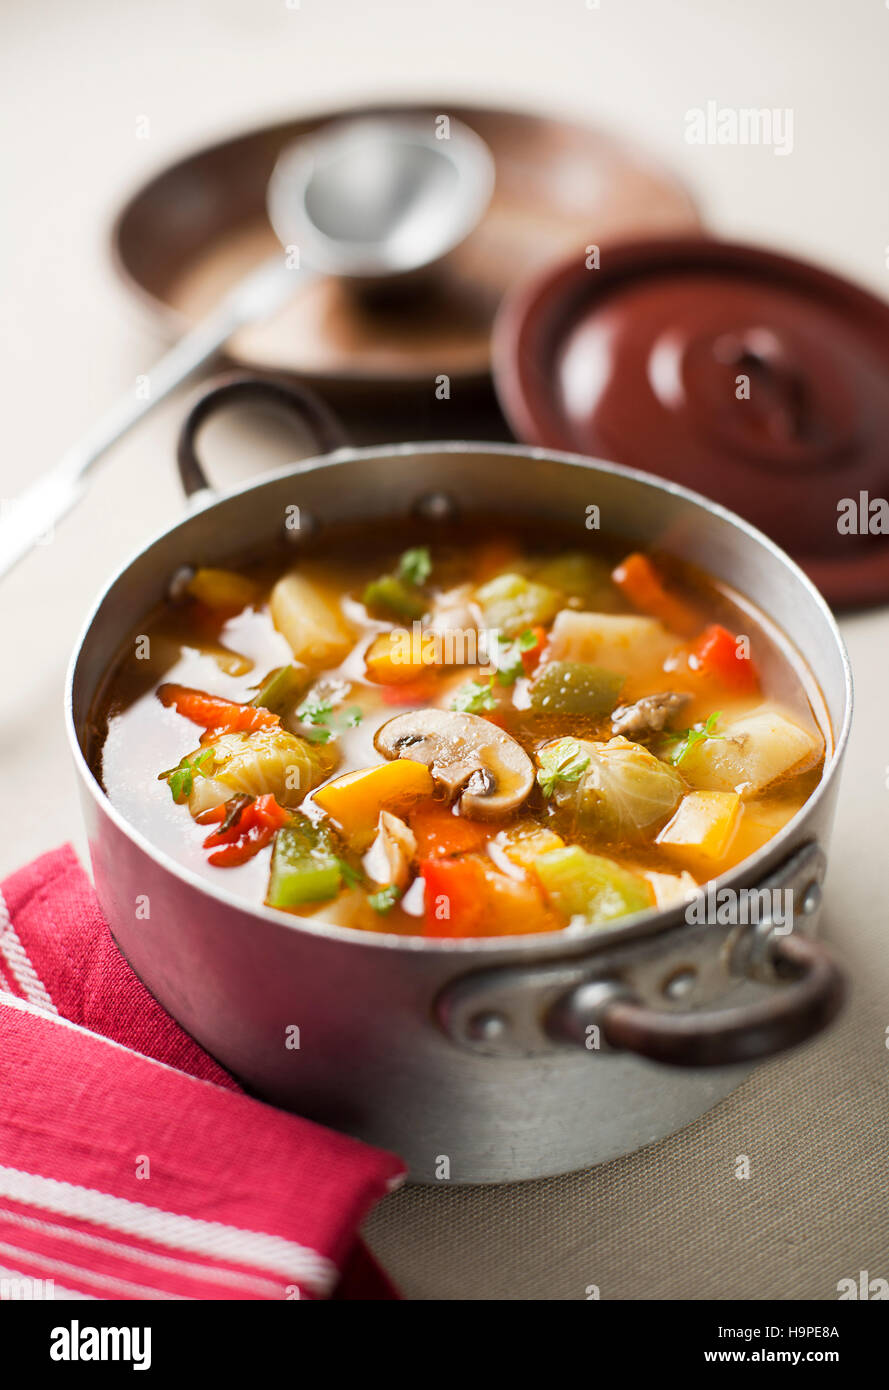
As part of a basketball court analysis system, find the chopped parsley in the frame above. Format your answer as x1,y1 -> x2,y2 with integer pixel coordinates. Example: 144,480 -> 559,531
666,711 -> 724,766
335,857 -> 363,889
494,628 -> 538,686
536,738 -> 591,798
297,698 -> 363,744
396,546 -> 432,588
451,677 -> 496,714
369,884 -> 402,913
165,748 -> 216,803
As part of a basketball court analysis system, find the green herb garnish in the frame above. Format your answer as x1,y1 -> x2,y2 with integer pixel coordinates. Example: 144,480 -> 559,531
451,677 -> 496,713
396,546 -> 432,587
298,697 -> 333,725
666,711 -> 724,766
165,748 -> 216,803
335,857 -> 364,889
369,884 -> 402,913
297,698 -> 363,744
494,628 -> 538,686
536,738 -> 591,798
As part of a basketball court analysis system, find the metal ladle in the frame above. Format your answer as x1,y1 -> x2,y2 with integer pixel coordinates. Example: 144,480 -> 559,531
0,116 -> 494,579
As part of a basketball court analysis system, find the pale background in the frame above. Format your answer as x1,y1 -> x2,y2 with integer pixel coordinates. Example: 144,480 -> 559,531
0,0 -> 887,1300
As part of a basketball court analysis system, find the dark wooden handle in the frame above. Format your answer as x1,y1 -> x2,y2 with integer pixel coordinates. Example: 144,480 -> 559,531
599,934 -> 846,1067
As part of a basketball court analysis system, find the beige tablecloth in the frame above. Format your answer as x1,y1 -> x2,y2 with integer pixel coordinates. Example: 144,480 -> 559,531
1,0 -> 886,1301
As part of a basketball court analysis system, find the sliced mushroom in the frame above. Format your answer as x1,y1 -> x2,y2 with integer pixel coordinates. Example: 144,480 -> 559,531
611,691 -> 692,739
362,811 -> 417,891
374,709 -> 534,819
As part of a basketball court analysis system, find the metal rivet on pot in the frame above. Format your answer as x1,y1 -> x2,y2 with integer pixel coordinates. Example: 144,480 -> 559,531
663,967 -> 697,1000
800,880 -> 822,916
466,1010 -> 508,1042
413,491 -> 458,522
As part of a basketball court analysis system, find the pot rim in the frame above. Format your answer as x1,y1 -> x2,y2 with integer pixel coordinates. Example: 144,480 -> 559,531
65,439 -> 853,958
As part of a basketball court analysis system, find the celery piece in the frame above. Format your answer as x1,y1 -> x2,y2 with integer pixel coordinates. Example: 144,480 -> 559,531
536,845 -> 651,925
475,573 -> 562,638
532,553 -> 622,610
362,574 -> 427,621
529,661 -> 623,715
250,664 -> 308,715
266,817 -> 342,908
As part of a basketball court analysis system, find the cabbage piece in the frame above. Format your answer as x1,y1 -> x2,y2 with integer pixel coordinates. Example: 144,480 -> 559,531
186,727 -> 338,816
475,573 -> 562,638
538,735 -> 685,841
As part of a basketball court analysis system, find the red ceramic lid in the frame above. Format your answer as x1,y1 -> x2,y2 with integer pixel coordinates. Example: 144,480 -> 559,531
493,237 -> 889,608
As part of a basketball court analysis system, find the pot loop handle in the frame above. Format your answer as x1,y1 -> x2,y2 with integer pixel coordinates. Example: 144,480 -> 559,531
547,931 -> 846,1068
437,844 -> 847,1068
176,372 -> 349,500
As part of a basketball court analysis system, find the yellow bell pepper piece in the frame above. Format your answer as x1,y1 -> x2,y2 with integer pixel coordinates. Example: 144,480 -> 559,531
314,760 -> 434,846
656,791 -> 741,874
186,567 -> 261,610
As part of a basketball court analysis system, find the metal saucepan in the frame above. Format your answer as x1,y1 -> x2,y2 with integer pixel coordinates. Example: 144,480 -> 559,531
66,374 -> 852,1183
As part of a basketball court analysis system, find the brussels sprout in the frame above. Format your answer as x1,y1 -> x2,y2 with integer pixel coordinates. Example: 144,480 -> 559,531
538,735 -> 684,841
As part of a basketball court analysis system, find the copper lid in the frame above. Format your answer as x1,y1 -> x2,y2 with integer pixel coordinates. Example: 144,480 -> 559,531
494,238 -> 889,607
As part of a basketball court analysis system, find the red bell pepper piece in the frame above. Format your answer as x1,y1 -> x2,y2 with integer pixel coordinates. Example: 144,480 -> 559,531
410,803 -> 491,859
420,857 -> 487,937
420,855 -> 565,937
379,677 -> 440,706
691,624 -> 759,692
198,794 -> 291,867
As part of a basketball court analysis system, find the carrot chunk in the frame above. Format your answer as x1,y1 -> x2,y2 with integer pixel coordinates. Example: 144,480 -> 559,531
611,553 -> 700,637
158,683 -> 280,735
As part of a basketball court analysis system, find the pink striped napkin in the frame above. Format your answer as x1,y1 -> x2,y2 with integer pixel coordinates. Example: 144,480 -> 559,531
0,846 -> 405,1300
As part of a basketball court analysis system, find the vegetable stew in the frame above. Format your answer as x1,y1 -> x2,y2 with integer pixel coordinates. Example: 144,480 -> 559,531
89,520 -> 828,938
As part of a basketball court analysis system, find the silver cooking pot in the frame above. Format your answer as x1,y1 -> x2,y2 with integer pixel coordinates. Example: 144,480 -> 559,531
66,374 -> 852,1183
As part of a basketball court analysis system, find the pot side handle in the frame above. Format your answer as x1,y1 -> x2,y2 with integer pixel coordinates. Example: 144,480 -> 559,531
547,932 -> 846,1067
176,372 -> 349,499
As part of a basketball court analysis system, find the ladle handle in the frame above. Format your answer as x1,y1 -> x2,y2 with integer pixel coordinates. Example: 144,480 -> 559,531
176,372 -> 349,500
0,256 -> 299,582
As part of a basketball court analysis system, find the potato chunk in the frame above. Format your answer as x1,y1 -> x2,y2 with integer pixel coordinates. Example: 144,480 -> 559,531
678,706 -> 823,798
270,569 -> 354,669
546,610 -> 675,674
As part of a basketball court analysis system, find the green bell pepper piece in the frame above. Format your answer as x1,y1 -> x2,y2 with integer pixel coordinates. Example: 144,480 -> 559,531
529,661 -> 623,715
362,573 -> 427,621
266,817 -> 342,908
